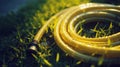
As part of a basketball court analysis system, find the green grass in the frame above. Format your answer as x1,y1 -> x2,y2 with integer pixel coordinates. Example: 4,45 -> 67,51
0,0 -> 120,67
77,21 -> 120,38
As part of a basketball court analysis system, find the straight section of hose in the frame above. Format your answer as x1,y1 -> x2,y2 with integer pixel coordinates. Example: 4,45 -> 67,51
33,3 -> 120,64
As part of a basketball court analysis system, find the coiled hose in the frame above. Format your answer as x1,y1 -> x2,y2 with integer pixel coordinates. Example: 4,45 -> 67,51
29,3 -> 120,64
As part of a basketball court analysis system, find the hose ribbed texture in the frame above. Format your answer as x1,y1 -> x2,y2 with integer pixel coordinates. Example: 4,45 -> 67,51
34,3 -> 120,64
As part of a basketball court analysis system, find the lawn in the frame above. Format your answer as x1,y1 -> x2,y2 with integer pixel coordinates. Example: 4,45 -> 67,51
0,0 -> 120,67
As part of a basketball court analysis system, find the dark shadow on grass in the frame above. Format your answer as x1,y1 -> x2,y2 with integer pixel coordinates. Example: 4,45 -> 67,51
0,0 -> 47,37
0,0 -> 47,67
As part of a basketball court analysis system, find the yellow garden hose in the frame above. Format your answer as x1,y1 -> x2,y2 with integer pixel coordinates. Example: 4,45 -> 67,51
30,3 -> 120,64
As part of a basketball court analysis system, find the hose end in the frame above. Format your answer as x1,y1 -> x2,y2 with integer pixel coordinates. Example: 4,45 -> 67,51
27,40 -> 38,55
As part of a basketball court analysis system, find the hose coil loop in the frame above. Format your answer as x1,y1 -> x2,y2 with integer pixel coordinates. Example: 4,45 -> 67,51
33,3 -> 120,64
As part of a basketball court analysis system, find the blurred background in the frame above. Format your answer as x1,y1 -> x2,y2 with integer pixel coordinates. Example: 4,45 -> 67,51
0,0 -> 39,15
0,0 -> 120,16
